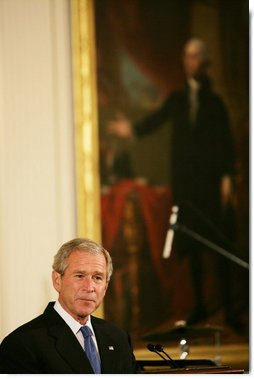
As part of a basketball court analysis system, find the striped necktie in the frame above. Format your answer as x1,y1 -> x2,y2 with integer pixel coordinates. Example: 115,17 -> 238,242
81,325 -> 101,374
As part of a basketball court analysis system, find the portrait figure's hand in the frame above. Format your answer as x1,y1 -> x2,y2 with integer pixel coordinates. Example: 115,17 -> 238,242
107,112 -> 133,138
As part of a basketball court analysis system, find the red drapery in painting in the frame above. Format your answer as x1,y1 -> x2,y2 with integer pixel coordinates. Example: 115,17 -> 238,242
101,180 -> 172,286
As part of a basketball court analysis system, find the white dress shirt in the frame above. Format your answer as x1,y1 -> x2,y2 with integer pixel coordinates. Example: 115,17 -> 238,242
188,77 -> 200,124
53,300 -> 100,355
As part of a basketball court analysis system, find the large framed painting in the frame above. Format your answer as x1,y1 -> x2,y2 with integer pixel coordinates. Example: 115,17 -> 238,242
71,0 -> 249,349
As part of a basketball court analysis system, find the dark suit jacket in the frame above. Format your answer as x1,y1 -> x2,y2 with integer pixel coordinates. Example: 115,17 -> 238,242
0,302 -> 137,374
134,76 -> 236,253
135,76 -> 235,202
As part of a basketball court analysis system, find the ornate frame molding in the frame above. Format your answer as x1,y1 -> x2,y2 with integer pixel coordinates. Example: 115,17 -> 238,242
71,0 -> 101,242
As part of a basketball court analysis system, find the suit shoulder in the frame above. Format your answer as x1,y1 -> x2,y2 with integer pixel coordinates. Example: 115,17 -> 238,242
91,316 -> 128,336
1,314 -> 45,343
91,316 -> 120,329
163,90 -> 182,104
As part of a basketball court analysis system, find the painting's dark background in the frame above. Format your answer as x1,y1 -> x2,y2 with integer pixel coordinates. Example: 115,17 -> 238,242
94,0 -> 249,346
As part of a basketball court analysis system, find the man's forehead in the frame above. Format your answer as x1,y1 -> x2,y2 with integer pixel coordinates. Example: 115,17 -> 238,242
185,44 -> 201,55
68,250 -> 106,265
67,261 -> 107,276
184,40 -> 207,58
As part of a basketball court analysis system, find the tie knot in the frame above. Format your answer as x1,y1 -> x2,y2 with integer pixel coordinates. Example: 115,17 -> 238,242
81,325 -> 92,338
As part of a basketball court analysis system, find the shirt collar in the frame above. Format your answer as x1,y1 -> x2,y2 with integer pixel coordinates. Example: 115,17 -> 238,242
188,77 -> 200,91
54,300 -> 93,335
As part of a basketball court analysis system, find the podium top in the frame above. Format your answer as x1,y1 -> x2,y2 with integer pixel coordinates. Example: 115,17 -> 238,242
140,367 -> 244,374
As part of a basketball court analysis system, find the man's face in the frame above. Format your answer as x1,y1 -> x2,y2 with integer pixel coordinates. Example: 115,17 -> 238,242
52,250 -> 109,323
183,42 -> 206,78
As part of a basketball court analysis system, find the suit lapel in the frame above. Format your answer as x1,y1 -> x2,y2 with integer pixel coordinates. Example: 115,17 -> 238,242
44,303 -> 94,373
91,317 -> 118,373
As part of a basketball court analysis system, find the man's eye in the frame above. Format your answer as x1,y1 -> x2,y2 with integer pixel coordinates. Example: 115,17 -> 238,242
75,274 -> 83,279
94,275 -> 103,282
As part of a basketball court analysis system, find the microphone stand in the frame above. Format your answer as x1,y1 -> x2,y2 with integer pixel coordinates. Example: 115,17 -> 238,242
172,222 -> 249,270
160,349 -> 179,368
147,344 -> 179,368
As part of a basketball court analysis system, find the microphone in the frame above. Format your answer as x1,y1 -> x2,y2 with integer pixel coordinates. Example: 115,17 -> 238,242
147,343 -> 179,368
162,205 -> 179,259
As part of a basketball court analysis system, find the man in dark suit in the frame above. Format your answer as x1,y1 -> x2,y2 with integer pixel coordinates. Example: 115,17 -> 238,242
0,238 -> 137,374
108,38 -> 238,328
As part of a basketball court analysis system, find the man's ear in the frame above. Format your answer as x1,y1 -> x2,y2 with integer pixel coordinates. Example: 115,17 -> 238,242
104,280 -> 109,295
52,270 -> 61,293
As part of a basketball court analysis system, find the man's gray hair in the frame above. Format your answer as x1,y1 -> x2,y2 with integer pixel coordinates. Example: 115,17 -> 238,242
52,238 -> 113,281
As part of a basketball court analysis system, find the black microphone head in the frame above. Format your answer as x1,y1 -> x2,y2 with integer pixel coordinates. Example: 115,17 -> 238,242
155,344 -> 164,352
147,343 -> 157,352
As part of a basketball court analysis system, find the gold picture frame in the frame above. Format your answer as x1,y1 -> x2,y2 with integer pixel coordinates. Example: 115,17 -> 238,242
71,0 -> 101,242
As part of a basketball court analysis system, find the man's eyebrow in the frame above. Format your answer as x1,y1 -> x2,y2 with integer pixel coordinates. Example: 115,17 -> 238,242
72,270 -> 86,274
93,271 -> 106,276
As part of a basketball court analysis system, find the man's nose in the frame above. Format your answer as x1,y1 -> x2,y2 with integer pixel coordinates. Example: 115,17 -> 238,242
82,276 -> 95,291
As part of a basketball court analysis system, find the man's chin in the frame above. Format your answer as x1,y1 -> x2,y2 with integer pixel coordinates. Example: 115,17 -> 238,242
77,313 -> 87,319
77,306 -> 95,318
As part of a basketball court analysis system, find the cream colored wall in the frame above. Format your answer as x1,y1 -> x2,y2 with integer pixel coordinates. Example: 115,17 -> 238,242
0,0 -> 76,340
